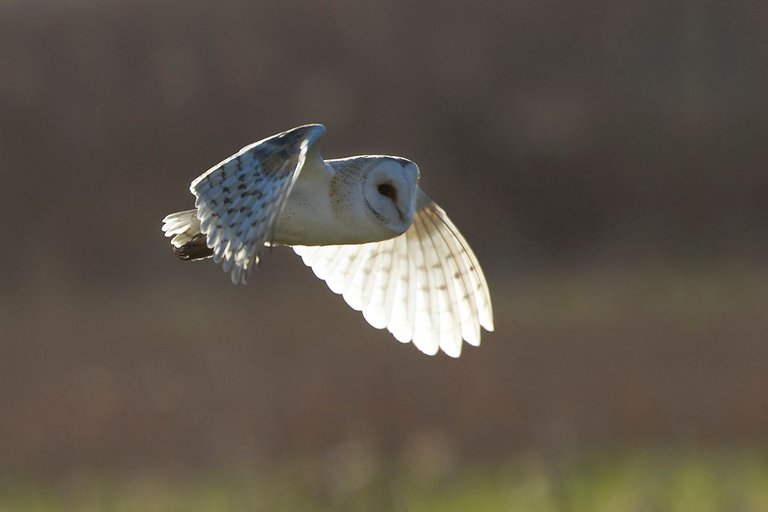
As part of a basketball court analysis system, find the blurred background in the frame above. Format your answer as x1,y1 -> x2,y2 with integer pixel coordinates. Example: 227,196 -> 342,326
1,0 -> 767,510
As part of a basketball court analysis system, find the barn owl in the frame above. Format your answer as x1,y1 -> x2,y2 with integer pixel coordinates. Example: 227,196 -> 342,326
162,124 -> 493,357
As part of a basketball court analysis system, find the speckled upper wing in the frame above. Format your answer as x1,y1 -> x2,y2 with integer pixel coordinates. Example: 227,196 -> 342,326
190,124 -> 325,284
293,191 -> 494,357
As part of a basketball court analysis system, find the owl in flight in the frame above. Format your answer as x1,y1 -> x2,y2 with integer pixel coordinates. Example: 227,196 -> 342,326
162,124 -> 493,357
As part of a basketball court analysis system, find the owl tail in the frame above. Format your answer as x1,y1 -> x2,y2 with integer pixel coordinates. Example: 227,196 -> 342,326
161,209 -> 214,260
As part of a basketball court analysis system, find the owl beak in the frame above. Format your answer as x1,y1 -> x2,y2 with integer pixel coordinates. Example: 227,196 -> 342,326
394,205 -> 406,224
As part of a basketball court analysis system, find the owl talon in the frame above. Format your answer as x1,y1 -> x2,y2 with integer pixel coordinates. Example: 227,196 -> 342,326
172,234 -> 213,261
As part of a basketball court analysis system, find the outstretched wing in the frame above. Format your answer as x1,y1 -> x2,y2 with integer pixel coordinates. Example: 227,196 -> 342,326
293,191 -> 494,357
190,124 -> 325,284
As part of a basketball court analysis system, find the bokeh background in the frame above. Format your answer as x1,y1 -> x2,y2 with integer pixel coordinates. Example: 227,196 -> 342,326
1,0 -> 767,510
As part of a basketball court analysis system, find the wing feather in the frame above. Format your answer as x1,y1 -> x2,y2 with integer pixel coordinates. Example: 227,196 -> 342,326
293,191 -> 493,357
345,243 -> 378,312
409,211 -> 438,355
422,208 -> 479,345
360,246 -> 389,329
421,211 -> 463,356
379,234 -> 402,331
387,234 -> 412,344
190,124 -> 325,284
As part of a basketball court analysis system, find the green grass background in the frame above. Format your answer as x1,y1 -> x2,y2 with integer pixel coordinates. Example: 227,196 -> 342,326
2,450 -> 766,512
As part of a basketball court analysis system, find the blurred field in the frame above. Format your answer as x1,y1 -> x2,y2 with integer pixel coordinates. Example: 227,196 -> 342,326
2,450 -> 767,512
4,261 -> 768,468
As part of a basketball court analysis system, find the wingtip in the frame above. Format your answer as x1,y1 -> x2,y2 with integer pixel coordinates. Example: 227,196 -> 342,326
285,123 -> 326,142
416,344 -> 441,357
294,122 -> 326,132
441,343 -> 463,359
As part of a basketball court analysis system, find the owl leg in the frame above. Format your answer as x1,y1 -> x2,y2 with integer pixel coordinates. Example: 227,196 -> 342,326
172,234 -> 214,260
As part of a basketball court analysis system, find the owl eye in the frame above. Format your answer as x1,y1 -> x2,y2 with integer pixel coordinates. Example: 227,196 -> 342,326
377,183 -> 396,199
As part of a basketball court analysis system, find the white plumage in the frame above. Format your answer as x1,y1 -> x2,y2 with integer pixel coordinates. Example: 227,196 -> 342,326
162,124 -> 493,357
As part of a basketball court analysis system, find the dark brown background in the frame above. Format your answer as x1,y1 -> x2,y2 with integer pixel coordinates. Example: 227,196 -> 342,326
1,0 -> 767,475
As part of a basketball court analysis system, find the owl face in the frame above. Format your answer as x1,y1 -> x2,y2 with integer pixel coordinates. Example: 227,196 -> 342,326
361,157 -> 419,237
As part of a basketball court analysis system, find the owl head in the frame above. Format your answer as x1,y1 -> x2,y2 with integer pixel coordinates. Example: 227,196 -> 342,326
360,156 -> 419,237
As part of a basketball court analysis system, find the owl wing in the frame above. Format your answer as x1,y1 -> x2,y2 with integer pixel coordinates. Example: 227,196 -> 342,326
293,191 -> 494,357
190,124 -> 325,284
